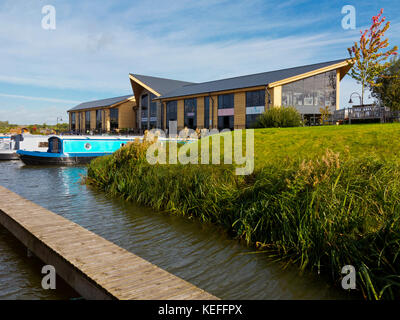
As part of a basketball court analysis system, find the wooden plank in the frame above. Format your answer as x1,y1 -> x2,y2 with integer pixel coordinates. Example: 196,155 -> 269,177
0,185 -> 217,300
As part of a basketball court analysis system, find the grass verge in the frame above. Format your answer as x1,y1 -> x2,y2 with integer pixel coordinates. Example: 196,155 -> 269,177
87,124 -> 400,299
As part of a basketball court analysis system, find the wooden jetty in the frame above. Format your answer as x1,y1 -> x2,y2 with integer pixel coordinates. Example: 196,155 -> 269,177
0,185 -> 217,300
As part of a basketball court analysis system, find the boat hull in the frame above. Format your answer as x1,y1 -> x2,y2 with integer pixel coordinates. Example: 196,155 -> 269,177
19,154 -> 100,166
17,136 -> 133,166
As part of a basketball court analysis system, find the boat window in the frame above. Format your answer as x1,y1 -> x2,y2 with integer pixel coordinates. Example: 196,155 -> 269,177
84,143 -> 92,150
48,138 -> 62,153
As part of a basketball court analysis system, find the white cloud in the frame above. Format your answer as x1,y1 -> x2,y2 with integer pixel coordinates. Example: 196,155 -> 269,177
0,104 -> 69,125
0,0 -> 398,124
0,93 -> 79,104
0,0 -> 361,92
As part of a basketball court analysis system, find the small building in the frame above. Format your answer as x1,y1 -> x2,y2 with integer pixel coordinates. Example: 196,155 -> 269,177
67,95 -> 136,134
68,59 -> 352,133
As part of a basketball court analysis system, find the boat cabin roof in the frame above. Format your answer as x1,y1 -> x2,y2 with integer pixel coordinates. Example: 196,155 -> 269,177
48,136 -> 138,142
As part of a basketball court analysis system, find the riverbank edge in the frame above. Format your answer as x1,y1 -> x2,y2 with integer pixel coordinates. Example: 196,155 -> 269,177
86,139 -> 400,300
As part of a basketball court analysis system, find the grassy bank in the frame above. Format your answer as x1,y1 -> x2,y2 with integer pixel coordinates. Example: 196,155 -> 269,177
87,124 -> 400,300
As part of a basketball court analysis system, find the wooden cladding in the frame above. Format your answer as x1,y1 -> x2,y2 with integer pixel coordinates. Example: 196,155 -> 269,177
177,100 -> 184,129
234,92 -> 246,129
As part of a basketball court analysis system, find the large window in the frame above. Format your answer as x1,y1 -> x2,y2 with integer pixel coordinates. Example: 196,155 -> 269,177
96,110 -> 102,130
71,113 -> 76,131
80,112 -> 84,131
218,94 -> 234,109
166,100 -> 177,130
218,115 -> 234,130
161,103 -> 164,130
184,98 -> 197,129
282,71 -> 337,115
150,93 -> 158,129
246,90 -> 265,128
78,113 -> 82,132
218,94 -> 234,130
141,94 -> 148,130
85,111 -> 90,132
110,108 -> 119,130
204,97 -> 210,129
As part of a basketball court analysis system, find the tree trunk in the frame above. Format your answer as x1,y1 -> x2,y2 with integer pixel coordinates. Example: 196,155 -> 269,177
361,81 -> 365,106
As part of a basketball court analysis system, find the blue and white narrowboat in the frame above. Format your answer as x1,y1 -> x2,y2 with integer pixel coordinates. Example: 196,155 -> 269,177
17,136 -> 135,165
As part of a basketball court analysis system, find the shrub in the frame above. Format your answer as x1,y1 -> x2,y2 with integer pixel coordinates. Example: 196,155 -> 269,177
253,106 -> 302,128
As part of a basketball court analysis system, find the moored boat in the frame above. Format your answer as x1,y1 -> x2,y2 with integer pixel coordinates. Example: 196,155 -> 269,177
0,136 -> 17,160
0,134 -> 49,161
17,136 -> 136,165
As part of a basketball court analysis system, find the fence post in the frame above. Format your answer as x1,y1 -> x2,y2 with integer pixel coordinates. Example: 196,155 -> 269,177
348,108 -> 352,124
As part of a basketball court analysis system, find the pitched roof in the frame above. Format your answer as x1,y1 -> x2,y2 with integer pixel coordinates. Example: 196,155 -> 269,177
68,95 -> 133,112
129,74 -> 194,96
157,59 -> 348,99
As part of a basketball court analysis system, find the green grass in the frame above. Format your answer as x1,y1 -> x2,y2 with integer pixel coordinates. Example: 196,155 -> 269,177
252,124 -> 400,167
86,123 -> 400,300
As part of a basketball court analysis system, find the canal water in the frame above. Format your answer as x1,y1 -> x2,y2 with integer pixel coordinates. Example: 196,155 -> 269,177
0,161 -> 348,300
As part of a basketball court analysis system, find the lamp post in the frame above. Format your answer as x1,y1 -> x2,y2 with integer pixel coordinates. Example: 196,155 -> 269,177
348,92 -> 362,106
348,92 -> 363,125
56,117 -> 63,133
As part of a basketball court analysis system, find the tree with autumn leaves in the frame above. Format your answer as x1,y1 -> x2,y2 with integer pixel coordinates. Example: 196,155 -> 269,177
347,9 -> 398,105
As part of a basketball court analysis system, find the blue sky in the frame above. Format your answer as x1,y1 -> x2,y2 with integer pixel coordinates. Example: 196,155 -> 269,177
0,0 -> 399,124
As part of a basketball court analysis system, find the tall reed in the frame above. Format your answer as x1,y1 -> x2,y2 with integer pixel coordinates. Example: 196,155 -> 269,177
87,136 -> 400,300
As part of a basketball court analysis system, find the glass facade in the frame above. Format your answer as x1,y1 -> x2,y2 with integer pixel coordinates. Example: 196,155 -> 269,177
281,71 -> 336,115
85,111 -> 90,132
204,96 -> 210,129
218,94 -> 234,109
218,94 -> 234,130
150,93 -> 157,129
246,90 -> 265,128
141,94 -> 148,130
71,113 -> 76,131
184,98 -> 197,129
166,100 -> 177,130
96,110 -> 102,130
110,108 -> 119,130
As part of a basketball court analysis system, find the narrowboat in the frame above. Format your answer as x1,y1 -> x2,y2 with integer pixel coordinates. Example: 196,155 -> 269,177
0,134 -> 49,161
17,136 -> 136,165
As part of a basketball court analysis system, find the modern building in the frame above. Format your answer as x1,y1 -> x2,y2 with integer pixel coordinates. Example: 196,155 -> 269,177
68,58 -> 352,132
129,74 -> 194,131
68,95 -> 135,134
